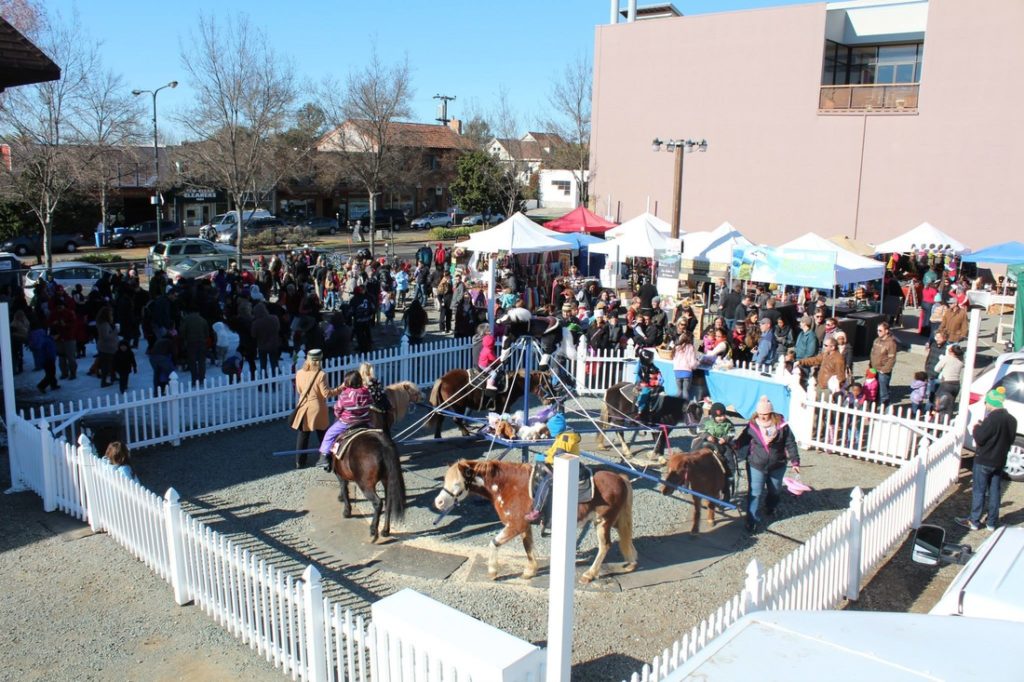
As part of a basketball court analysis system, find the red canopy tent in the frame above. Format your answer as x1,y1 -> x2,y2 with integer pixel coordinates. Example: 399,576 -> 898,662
543,206 -> 617,234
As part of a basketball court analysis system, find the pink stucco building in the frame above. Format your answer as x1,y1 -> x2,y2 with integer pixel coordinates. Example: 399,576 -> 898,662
590,0 -> 1024,249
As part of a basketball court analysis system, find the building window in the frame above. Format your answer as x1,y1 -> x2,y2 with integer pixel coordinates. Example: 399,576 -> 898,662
551,180 -> 571,196
822,41 -> 923,86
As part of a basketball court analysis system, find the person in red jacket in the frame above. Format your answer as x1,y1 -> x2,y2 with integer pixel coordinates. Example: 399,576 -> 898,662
48,295 -> 78,380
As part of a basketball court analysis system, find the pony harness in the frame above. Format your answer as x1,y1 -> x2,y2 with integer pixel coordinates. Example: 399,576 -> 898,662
330,427 -> 385,462
529,462 -> 594,505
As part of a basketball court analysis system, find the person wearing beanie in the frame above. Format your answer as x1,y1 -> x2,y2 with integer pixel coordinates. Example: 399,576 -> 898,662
525,412 -> 580,523
957,387 -> 1017,531
733,395 -> 801,532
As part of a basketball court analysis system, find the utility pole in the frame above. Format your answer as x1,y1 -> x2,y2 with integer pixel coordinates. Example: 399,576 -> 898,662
434,94 -> 456,126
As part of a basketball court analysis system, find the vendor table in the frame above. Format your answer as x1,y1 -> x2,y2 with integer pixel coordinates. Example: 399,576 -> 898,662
705,367 -> 791,420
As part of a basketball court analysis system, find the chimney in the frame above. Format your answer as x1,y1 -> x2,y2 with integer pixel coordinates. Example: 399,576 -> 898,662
448,118 -> 463,135
0,144 -> 9,172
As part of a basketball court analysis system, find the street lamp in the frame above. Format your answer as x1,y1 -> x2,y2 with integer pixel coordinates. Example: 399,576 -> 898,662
132,80 -> 178,244
651,137 -> 707,239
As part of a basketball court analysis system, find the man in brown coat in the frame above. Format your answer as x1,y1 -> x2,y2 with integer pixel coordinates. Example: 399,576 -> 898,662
869,321 -> 898,407
937,295 -> 968,344
798,337 -> 847,399
290,349 -> 343,468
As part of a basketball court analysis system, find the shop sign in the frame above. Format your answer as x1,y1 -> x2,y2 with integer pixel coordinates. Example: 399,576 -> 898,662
731,246 -> 837,289
181,188 -> 218,200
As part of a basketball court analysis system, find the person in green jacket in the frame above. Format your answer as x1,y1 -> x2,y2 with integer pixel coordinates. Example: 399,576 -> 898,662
794,315 -> 819,360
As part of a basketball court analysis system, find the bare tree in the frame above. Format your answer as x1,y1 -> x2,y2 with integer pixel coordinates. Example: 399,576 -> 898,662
491,88 -> 528,218
174,14 -> 296,262
543,54 -> 592,207
318,47 -> 413,257
0,9 -> 97,272
74,69 -> 146,231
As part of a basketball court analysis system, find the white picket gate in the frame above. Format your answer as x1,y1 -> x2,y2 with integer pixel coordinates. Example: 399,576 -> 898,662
25,336 -> 473,451
627,427 -> 965,682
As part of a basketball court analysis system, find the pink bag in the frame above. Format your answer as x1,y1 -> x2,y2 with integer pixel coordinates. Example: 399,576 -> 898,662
783,476 -> 812,496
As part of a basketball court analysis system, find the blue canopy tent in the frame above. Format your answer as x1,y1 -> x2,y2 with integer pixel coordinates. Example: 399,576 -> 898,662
962,241 -> 1024,351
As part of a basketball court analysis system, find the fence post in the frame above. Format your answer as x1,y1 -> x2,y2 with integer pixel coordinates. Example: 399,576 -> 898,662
77,434 -> 102,532
743,559 -> 763,612
39,421 -> 56,512
168,372 -> 182,447
911,442 -> 929,528
546,454 -> 581,682
399,335 -> 411,382
303,565 -> 328,682
846,486 -> 864,601
574,337 -> 588,392
164,488 -> 191,606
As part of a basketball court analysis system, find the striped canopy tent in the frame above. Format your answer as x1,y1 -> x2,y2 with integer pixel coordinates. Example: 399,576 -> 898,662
543,206 -> 617,234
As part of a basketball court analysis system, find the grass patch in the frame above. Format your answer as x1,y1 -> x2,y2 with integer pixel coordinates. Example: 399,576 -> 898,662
77,253 -> 127,264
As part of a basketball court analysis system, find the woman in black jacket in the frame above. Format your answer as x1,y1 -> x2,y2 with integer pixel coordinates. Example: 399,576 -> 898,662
733,396 -> 801,532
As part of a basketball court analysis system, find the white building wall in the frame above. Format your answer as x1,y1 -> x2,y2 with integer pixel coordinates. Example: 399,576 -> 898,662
539,169 -> 588,210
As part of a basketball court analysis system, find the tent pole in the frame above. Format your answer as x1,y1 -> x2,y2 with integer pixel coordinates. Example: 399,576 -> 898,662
487,255 -> 497,333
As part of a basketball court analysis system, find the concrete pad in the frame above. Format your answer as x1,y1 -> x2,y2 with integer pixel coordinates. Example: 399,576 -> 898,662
615,518 -> 746,591
305,476 -> 467,579
37,512 -> 96,542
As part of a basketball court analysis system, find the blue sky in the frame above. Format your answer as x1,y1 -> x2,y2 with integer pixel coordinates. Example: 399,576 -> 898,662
45,0 -> 814,139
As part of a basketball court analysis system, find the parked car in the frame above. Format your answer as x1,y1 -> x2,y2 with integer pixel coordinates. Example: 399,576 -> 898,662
149,238 -> 236,270
165,255 -> 242,282
349,208 -> 408,232
410,212 -> 452,229
108,220 -> 180,248
965,351 -> 1024,480
303,217 -> 340,235
23,261 -> 110,302
1,232 -> 86,256
461,213 -> 505,227
216,217 -> 287,245
198,209 -> 273,241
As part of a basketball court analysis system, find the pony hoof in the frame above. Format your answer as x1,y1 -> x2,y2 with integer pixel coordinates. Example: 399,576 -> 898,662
487,570 -> 498,581
622,562 -> 638,574
381,530 -> 391,538
579,573 -> 595,584
342,510 -> 352,519
521,570 -> 537,580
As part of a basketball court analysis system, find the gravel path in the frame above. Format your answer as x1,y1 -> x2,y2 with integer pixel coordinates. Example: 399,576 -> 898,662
121,397 -> 894,681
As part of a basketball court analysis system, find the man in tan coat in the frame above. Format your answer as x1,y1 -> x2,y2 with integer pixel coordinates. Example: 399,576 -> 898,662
937,295 -> 968,344
291,349 -> 343,468
869,321 -> 898,407
798,337 -> 847,399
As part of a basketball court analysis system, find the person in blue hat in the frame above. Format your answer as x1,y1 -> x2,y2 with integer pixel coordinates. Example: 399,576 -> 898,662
524,411 -> 581,523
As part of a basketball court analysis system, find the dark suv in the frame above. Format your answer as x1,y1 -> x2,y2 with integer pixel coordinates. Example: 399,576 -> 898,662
350,208 -> 408,232
1,232 -> 86,256
108,220 -> 181,248
216,217 -> 288,244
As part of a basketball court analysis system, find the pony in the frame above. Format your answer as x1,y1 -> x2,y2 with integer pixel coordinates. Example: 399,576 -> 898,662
425,370 -> 546,438
368,381 -> 423,436
328,430 -> 407,542
598,381 -> 703,457
434,459 -> 637,583
660,448 -> 729,534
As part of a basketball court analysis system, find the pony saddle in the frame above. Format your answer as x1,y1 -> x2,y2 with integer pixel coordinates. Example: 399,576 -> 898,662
330,427 -> 384,462
530,462 -> 594,505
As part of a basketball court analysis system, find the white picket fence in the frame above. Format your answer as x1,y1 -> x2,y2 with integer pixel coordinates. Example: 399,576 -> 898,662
9,413 -> 543,682
625,426 -> 965,682
25,335 -> 473,450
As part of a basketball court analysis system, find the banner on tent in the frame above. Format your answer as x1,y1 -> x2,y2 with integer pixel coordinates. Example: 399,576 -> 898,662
655,247 -> 681,297
731,246 -> 837,289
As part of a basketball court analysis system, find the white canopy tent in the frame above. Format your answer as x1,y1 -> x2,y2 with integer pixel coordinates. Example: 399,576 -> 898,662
681,221 -> 753,262
461,212 -> 568,255
588,219 -> 671,259
873,221 -> 968,255
461,212 -> 570,329
779,232 -> 885,287
603,212 -> 674,240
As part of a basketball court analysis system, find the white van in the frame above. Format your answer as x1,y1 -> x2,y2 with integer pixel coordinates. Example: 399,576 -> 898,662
198,209 -> 272,241
926,526 -> 1024,622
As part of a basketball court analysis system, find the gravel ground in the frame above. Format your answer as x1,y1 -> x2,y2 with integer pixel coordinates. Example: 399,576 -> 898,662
116,396 -> 895,681
3,310 -> 1015,681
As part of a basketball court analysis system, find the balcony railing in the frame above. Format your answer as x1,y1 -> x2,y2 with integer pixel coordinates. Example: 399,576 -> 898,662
819,83 -> 919,112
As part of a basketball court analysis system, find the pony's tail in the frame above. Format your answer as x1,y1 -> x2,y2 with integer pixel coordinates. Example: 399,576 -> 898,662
380,435 -> 407,521
424,378 -> 442,435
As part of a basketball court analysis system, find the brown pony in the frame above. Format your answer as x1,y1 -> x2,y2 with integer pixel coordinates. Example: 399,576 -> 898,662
434,459 -> 638,583
660,448 -> 728,534
329,430 -> 407,542
425,370 -> 546,438
368,381 -> 423,435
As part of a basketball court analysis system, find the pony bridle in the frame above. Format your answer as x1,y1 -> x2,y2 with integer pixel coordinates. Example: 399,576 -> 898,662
438,468 -> 472,507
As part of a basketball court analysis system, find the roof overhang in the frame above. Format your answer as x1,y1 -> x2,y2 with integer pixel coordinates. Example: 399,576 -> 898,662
0,17 -> 61,92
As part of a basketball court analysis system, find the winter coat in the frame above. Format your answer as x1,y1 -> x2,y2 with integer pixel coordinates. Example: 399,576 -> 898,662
96,321 -> 119,355
972,409 -> 1018,470
733,414 -> 800,474
290,366 -> 341,431
478,335 -> 498,369
938,306 -> 968,343
250,303 -> 280,352
869,335 -> 898,374
799,349 -> 847,390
